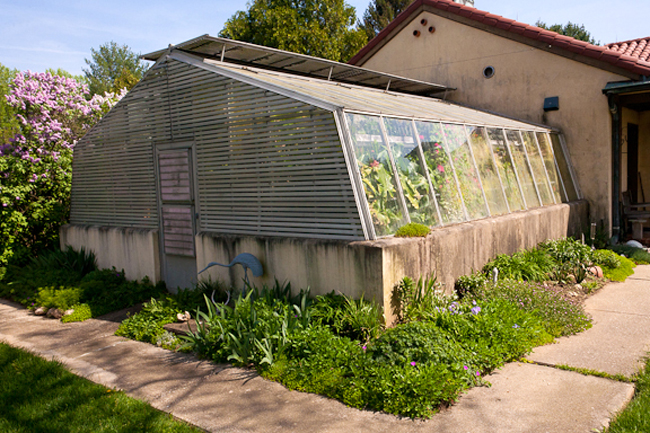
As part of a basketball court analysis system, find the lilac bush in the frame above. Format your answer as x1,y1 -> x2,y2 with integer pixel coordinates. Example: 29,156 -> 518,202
0,71 -> 125,265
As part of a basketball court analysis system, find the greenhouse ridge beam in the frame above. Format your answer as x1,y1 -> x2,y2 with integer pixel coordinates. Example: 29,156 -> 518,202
143,35 -> 450,97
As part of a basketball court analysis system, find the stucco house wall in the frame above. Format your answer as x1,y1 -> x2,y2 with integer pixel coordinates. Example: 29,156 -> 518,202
356,9 -> 632,231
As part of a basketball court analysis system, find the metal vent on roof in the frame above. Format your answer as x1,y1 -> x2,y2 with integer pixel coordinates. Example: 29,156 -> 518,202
143,35 -> 450,96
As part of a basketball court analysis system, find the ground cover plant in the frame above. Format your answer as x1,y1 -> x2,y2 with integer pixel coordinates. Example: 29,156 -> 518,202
172,269 -> 590,419
0,343 -> 202,433
0,247 -> 166,321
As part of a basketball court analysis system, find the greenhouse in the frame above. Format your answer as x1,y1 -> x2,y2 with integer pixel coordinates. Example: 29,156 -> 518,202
62,36 -> 585,296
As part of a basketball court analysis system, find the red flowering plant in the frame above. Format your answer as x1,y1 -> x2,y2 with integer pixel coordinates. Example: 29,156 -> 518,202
0,71 -> 124,265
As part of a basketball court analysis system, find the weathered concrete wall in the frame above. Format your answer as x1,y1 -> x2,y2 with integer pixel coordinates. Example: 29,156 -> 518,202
359,10 -> 627,232
60,224 -> 161,283
61,201 -> 587,323
195,234 -> 384,302
195,201 -> 587,323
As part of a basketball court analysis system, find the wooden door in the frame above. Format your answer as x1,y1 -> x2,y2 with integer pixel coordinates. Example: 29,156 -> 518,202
157,146 -> 197,291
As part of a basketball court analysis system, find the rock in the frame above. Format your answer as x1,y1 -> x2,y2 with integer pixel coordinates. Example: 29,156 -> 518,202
574,284 -> 583,290
34,306 -> 48,316
176,311 -> 191,322
568,291 -> 578,297
64,309 -> 74,316
588,266 -> 603,278
46,308 -> 63,319
626,240 -> 644,249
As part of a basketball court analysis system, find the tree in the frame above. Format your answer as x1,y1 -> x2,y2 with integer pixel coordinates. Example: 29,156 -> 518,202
0,63 -> 18,145
535,21 -> 598,45
0,71 -> 124,265
83,41 -> 148,96
360,0 -> 412,41
219,0 -> 367,63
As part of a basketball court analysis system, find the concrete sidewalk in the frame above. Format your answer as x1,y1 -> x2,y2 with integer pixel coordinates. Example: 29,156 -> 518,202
2,267 -> 650,433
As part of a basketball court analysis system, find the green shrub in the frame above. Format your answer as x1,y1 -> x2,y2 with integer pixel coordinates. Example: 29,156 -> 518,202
468,280 -> 591,337
311,292 -> 384,342
455,271 -> 488,298
116,298 -> 180,345
395,223 -> 430,238
482,248 -> 554,282
392,274 -> 445,322
61,303 -> 93,323
603,256 -> 636,282
540,237 -> 592,267
591,249 -> 621,269
610,245 -> 650,265
34,286 -> 83,311
80,269 -> 166,316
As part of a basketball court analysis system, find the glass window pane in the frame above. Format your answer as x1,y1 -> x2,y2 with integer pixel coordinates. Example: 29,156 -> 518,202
506,130 -> 540,208
550,133 -> 579,202
443,124 -> 489,220
346,113 -> 405,236
521,131 -> 554,205
415,121 -> 465,224
487,128 -> 525,211
384,118 -> 439,227
536,132 -> 564,202
467,126 -> 509,216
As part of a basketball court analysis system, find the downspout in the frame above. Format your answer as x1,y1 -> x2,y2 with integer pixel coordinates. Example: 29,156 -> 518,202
607,93 -> 621,243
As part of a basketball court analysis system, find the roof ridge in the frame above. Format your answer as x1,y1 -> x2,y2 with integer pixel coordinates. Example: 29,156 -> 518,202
349,0 -> 650,77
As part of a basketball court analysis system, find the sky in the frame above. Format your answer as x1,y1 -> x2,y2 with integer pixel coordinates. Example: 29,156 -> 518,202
1,0 -> 649,77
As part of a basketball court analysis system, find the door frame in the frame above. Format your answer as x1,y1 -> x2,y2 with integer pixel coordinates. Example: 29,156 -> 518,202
153,141 -> 200,289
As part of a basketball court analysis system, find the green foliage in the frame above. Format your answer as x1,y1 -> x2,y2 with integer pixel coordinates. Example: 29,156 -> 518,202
0,343 -> 204,432
591,249 -> 622,269
311,292 -> 384,342
602,256 -> 636,282
0,63 -> 18,145
610,244 -> 650,265
540,237 -> 592,268
79,269 -> 166,317
360,0 -> 412,40
455,271 -> 488,298
84,41 -> 148,95
61,303 -> 93,323
482,248 -> 555,282
392,274 -> 445,322
395,222 -> 430,238
535,21 -> 598,45
116,298 -> 180,345
35,286 -> 83,311
605,356 -> 650,432
469,279 -> 592,337
219,0 -> 367,62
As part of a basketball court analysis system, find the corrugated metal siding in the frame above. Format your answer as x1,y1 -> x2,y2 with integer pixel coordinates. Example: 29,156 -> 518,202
70,67 -> 170,228
162,60 -> 363,240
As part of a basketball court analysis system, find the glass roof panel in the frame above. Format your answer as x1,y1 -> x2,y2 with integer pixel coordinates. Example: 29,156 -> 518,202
522,131 -> 554,205
506,130 -> 541,208
468,126 -> 509,216
536,132 -> 564,203
487,129 -> 525,212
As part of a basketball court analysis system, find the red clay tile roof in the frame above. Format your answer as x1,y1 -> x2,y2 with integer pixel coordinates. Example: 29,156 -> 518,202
349,0 -> 650,77
606,37 -> 650,63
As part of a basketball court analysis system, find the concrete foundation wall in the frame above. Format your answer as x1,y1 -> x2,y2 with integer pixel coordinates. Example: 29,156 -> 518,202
61,201 -> 587,323
195,201 -> 587,322
60,224 -> 161,283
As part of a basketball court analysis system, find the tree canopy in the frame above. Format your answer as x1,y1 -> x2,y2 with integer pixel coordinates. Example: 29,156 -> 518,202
0,63 -> 19,145
360,0 -> 412,41
0,71 -> 124,265
83,41 -> 149,95
219,0 -> 367,63
535,21 -> 598,45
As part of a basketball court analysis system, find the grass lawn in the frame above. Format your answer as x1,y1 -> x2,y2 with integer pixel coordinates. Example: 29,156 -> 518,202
606,356 -> 650,432
0,343 -> 203,433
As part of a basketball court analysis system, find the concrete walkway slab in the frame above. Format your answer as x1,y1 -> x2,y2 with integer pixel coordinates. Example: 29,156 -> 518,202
2,266 -> 648,433
529,265 -> 650,376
